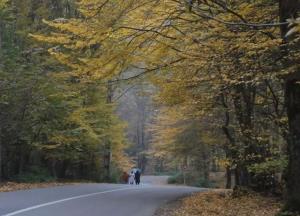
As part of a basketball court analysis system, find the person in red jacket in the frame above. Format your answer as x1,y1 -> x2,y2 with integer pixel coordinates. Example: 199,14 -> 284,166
121,171 -> 129,184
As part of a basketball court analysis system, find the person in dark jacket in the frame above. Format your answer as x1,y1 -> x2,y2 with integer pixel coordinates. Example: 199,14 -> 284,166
134,170 -> 141,185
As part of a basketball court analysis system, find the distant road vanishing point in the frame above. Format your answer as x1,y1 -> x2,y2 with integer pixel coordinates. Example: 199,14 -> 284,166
0,176 -> 203,216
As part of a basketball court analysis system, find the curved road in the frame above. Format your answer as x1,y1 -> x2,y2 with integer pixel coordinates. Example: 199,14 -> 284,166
0,176 -> 203,216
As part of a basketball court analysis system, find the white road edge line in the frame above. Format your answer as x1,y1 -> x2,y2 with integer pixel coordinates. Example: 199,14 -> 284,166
2,186 -> 138,216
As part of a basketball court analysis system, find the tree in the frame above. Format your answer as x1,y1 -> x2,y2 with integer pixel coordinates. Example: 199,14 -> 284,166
280,0 -> 300,211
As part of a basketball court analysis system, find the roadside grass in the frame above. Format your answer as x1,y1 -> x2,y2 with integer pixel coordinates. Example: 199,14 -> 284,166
157,190 -> 283,216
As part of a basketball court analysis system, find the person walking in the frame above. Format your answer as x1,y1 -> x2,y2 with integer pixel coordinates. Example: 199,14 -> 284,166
121,171 -> 129,184
128,171 -> 135,185
135,170 -> 141,185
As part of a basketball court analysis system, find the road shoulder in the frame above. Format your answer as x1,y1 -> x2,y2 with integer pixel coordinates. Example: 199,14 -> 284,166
0,182 -> 79,192
154,189 -> 282,216
153,197 -> 182,216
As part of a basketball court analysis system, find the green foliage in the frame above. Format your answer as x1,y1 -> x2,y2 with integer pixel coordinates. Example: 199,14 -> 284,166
107,164 -> 124,183
277,212 -> 300,216
249,157 -> 288,175
14,166 -> 56,183
168,173 -> 214,188
167,173 -> 183,184
195,178 -> 215,188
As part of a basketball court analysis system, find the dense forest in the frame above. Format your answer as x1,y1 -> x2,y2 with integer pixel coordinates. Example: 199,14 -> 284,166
1,0 -> 300,214
0,0 -> 131,183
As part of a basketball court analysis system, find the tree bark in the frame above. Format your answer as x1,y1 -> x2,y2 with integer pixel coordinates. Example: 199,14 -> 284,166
0,20 -> 3,182
0,138 -> 2,182
104,80 -> 113,181
285,79 -> 300,211
220,93 -> 235,188
234,166 -> 240,186
279,0 -> 300,211
226,165 -> 231,189
232,85 -> 256,187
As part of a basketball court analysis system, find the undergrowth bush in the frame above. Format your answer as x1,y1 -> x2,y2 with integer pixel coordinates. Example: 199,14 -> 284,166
168,173 -> 214,187
13,166 -> 56,183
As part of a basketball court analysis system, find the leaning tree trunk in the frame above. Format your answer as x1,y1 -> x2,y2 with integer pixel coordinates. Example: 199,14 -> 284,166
279,0 -> 300,211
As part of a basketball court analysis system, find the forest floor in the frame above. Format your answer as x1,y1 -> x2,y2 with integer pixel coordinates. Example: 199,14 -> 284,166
0,181 -> 79,192
155,189 -> 283,216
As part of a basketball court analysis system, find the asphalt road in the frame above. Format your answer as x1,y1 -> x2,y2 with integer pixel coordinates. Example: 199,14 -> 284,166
0,176 -> 203,216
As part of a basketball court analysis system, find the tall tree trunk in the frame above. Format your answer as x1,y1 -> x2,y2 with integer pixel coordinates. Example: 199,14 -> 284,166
0,22 -> 3,174
51,160 -> 57,178
226,165 -> 231,189
279,0 -> 300,211
220,93 -> 235,188
235,83 -> 257,187
104,80 -> 113,181
0,138 -> 2,182
202,151 -> 210,183
234,166 -> 240,186
285,78 -> 300,211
